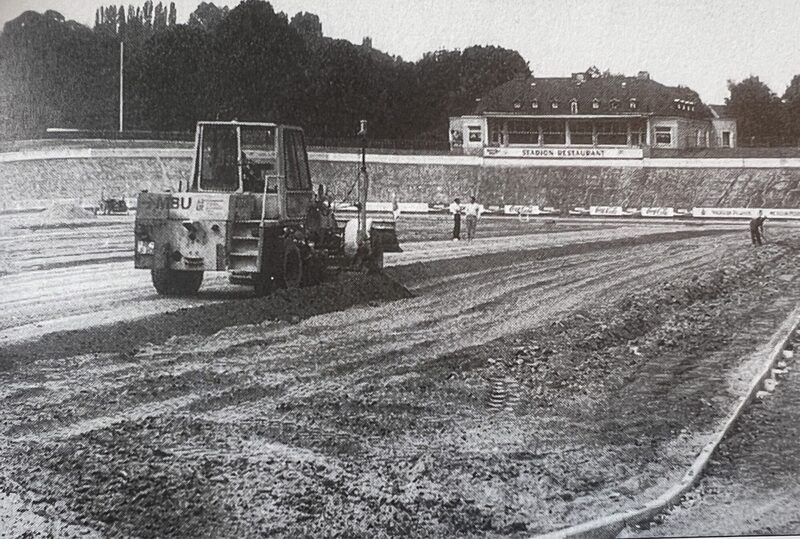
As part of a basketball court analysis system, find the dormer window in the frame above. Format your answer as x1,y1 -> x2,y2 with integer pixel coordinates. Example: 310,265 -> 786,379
531,100 -> 539,109
513,100 -> 522,110
592,99 -> 600,110
610,99 -> 620,111
551,100 -> 559,110
629,98 -> 637,110
570,99 -> 578,114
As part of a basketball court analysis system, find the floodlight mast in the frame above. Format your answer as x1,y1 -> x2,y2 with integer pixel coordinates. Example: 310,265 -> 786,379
119,41 -> 124,132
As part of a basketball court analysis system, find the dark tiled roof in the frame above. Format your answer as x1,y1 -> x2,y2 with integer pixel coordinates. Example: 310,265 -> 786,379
475,75 -> 712,119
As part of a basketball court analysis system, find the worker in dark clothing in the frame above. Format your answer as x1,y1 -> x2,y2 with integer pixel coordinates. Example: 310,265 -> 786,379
449,198 -> 462,241
750,212 -> 767,246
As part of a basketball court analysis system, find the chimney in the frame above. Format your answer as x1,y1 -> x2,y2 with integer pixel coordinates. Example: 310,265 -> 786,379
637,71 -> 650,81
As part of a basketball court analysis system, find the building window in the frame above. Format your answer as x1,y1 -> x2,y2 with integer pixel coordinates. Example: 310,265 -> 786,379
610,99 -> 620,111
592,99 -> 600,109
541,120 -> 565,145
722,131 -> 731,147
570,100 -> 578,114
597,121 -> 627,145
551,100 -> 559,110
570,121 -> 593,145
507,119 -> 539,145
532,100 -> 539,109
655,127 -> 672,145
630,122 -> 647,146
629,99 -> 637,110
468,126 -> 482,143
488,119 -> 503,146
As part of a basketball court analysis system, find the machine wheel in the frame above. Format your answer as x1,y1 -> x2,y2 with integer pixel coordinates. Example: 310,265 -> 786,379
151,269 -> 204,296
282,243 -> 303,289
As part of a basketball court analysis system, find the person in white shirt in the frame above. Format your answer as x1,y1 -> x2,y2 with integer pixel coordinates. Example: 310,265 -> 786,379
464,196 -> 482,242
449,198 -> 462,240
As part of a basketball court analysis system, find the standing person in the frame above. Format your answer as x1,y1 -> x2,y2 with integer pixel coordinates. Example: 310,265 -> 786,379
392,196 -> 401,222
449,197 -> 462,241
750,211 -> 768,246
464,196 -> 483,242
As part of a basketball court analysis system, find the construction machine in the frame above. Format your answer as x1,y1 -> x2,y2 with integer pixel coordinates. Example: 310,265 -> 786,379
134,121 -> 400,296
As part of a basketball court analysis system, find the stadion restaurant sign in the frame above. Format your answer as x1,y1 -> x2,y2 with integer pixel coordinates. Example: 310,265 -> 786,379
483,147 -> 644,159
693,207 -> 800,219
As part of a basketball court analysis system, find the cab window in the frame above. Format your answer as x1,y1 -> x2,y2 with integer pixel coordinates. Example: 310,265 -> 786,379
284,130 -> 312,191
199,125 -> 239,192
241,126 -> 277,193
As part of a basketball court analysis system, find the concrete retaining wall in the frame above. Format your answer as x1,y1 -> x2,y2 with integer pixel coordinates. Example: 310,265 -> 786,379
2,147 -> 800,213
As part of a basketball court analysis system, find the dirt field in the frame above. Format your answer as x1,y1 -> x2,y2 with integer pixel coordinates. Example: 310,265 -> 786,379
1,219 -> 799,536
623,334 -> 800,537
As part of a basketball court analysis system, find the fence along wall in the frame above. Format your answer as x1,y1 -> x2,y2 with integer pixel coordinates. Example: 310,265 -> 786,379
2,148 -> 800,212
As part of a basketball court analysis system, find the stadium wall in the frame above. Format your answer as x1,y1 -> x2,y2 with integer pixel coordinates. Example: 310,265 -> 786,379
2,147 -> 800,213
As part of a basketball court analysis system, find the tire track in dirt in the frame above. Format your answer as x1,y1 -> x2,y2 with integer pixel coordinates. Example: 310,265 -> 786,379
2,235 -> 728,444
0,225 -> 731,343
0,229 -> 744,536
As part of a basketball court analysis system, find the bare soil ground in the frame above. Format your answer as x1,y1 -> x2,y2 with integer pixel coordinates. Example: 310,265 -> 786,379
622,335 -> 800,537
0,211 -> 708,275
1,227 -> 799,537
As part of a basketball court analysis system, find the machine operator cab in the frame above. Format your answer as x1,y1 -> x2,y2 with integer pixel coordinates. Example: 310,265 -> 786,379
192,121 -> 313,222
135,120 -> 397,297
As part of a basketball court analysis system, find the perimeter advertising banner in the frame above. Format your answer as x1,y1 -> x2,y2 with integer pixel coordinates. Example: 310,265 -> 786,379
692,207 -> 800,219
589,206 -> 623,216
504,205 -> 541,215
483,147 -> 644,159
640,207 -> 675,217
692,207 -> 760,219
764,208 -> 800,219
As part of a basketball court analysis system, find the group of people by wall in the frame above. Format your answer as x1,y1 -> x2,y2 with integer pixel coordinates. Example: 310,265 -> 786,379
449,196 -> 484,242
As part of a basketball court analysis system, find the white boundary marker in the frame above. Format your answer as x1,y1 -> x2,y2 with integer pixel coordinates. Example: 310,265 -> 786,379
533,305 -> 800,539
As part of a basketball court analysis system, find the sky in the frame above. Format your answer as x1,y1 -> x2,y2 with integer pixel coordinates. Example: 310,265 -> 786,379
1,0 -> 798,104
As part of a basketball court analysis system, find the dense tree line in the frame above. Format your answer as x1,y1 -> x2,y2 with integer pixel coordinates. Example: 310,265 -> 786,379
727,76 -> 800,146
1,0 -> 797,146
0,0 -> 528,142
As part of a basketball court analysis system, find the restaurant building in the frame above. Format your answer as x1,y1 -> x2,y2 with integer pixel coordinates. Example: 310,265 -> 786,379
450,69 -> 737,157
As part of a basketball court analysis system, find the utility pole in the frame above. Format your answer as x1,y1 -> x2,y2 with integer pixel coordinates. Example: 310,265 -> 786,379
119,41 -> 124,132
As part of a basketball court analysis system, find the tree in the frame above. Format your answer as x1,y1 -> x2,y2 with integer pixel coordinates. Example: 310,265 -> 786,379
726,76 -> 783,145
153,2 -> 167,32
188,2 -> 229,32
0,10 -> 118,135
413,45 -> 529,139
290,11 -> 322,41
208,0 -> 310,123
130,25 -> 211,129
782,75 -> 800,144
117,5 -> 126,36
168,2 -> 177,26
142,0 -> 153,31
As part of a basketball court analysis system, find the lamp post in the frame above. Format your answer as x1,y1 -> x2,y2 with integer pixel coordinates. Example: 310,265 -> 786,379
356,119 -> 368,244
119,41 -> 124,133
